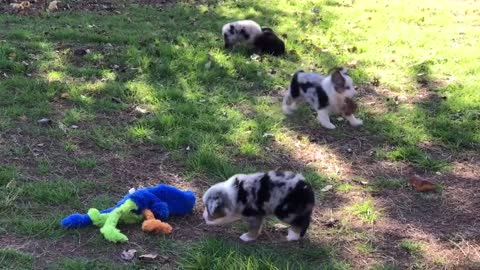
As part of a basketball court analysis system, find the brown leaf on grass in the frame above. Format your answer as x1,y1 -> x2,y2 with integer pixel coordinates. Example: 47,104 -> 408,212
18,115 -> 29,122
120,249 -> 137,261
409,175 -> 436,192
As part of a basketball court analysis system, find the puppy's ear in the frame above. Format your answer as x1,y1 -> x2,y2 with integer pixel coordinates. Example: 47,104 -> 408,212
331,69 -> 346,93
206,193 -> 227,219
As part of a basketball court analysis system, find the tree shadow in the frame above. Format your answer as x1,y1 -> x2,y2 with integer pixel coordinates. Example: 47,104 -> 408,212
278,54 -> 480,267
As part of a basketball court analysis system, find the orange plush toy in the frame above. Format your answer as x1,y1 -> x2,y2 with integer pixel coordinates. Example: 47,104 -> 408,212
141,209 -> 173,234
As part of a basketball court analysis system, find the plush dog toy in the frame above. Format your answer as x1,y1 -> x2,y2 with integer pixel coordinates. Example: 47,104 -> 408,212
61,184 -> 196,243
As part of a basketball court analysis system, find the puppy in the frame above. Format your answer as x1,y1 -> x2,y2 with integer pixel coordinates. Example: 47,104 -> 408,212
253,27 -> 286,56
222,20 -> 262,49
282,68 -> 363,129
202,171 -> 315,242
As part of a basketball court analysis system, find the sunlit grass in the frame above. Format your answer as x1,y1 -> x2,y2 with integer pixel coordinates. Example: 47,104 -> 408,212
348,199 -> 381,224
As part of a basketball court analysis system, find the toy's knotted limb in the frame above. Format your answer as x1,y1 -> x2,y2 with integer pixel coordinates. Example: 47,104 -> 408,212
141,209 -> 173,234
99,199 -> 138,243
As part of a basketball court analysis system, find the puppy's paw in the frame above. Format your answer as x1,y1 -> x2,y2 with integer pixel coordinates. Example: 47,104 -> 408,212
350,119 -> 363,127
282,104 -> 295,115
240,233 -> 257,242
286,229 -> 301,241
283,108 -> 294,115
321,122 -> 336,129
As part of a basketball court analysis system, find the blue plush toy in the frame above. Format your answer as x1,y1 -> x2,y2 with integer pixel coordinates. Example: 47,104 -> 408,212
61,184 -> 196,243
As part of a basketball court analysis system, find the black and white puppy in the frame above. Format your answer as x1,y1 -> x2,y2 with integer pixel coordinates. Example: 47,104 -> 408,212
222,20 -> 263,49
282,68 -> 363,129
202,171 -> 315,242
222,21 -> 285,56
253,27 -> 286,56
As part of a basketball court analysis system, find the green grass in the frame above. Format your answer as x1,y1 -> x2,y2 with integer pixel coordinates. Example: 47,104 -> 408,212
348,200 -> 381,224
400,240 -> 424,256
0,249 -> 34,270
370,264 -> 400,270
73,158 -> 98,169
51,258 -> 138,270
179,237 -> 349,270
0,166 -> 17,187
0,0 -> 478,268
21,179 -> 92,205
383,146 -> 450,172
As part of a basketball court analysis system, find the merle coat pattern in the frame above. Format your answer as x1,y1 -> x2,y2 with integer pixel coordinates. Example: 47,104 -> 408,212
222,21 -> 286,56
222,20 -> 262,49
202,171 -> 315,242
282,68 -> 363,129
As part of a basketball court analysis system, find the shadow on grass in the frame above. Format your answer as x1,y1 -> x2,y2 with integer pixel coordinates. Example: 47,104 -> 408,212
278,52 -> 480,268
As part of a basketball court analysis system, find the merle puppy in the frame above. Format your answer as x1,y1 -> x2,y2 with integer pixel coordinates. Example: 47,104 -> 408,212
282,68 -> 363,129
202,171 -> 315,242
221,21 -> 286,56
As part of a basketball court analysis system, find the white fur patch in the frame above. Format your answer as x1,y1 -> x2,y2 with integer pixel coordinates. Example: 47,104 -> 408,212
222,20 -> 262,47
283,70 -> 363,129
240,233 -> 258,242
287,228 -> 301,241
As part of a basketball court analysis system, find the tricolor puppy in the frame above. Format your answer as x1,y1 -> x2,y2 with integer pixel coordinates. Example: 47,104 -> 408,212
202,171 -> 315,242
282,68 -> 363,129
253,27 -> 285,56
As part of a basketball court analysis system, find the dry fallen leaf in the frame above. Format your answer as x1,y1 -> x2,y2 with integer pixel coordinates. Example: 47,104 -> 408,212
321,185 -> 333,192
347,59 -> 358,68
120,249 -> 137,261
18,115 -> 28,122
60,92 -> 70,99
323,218 -> 340,228
134,106 -> 148,115
48,1 -> 59,12
409,175 -> 436,192
139,253 -> 158,261
37,118 -> 53,127
273,223 -> 289,230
